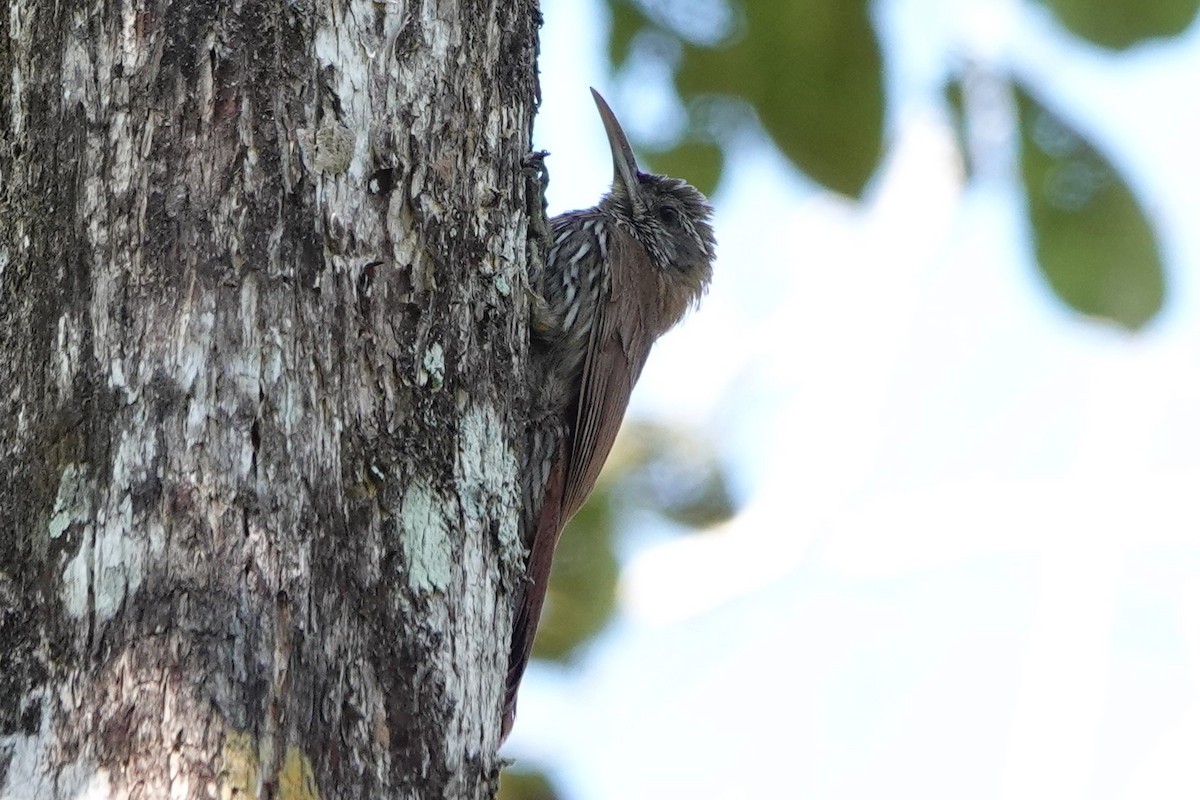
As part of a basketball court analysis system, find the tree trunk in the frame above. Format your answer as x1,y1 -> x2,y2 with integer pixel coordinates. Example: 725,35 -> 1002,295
0,1 -> 540,797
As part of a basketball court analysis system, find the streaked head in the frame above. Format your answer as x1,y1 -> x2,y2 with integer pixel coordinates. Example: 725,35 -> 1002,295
591,89 -> 716,294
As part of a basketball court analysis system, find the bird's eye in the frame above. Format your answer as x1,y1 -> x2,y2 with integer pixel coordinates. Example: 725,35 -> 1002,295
657,205 -> 680,226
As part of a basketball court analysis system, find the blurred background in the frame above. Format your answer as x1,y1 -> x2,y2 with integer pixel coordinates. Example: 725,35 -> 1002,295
500,0 -> 1200,797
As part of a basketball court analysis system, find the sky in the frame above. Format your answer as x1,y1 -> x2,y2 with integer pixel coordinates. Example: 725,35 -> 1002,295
504,1 -> 1200,798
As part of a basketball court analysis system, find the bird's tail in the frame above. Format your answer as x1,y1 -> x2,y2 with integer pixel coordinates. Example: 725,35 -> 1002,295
502,440 -> 567,740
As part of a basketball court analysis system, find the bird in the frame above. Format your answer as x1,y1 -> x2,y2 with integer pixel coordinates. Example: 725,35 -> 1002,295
504,88 -> 716,739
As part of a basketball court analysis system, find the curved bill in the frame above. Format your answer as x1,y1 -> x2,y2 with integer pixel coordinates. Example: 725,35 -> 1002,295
591,88 -> 643,212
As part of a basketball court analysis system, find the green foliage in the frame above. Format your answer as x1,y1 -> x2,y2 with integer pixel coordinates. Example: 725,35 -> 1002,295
1040,0 -> 1199,49
610,0 -> 883,197
943,80 -> 966,149
522,0 -> 1188,760
1016,87 -> 1165,329
603,0 -> 1192,329
530,423 -> 737,663
498,768 -> 560,800
645,139 -> 725,199
533,490 -> 619,661
945,75 -> 1165,328
609,421 -> 738,530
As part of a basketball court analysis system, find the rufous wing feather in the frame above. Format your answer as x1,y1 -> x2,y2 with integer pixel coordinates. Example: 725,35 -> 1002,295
561,227 -> 657,520
503,227 -> 659,738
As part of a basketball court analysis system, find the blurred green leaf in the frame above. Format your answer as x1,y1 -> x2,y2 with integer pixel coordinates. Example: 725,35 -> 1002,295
609,421 -> 738,530
1017,87 -> 1164,330
609,0 -> 647,68
533,490 -> 619,661
1040,0 -> 1199,49
499,768 -> 560,800
943,79 -> 970,178
678,0 -> 881,196
529,422 -> 736,663
645,139 -> 724,198
609,0 -> 883,197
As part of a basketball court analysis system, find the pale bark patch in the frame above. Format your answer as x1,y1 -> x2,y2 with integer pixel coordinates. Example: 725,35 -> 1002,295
399,477 -> 454,595
457,404 -> 522,569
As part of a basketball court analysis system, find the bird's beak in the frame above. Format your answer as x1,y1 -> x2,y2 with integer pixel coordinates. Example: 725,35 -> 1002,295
591,88 -> 643,213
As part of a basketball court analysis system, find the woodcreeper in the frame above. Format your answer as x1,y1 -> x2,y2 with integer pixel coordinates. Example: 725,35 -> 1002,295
506,89 -> 715,738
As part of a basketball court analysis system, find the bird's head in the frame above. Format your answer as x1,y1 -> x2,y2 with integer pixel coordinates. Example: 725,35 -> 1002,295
592,89 -> 716,312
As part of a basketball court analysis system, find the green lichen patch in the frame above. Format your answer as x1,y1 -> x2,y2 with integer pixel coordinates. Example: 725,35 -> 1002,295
398,478 -> 453,594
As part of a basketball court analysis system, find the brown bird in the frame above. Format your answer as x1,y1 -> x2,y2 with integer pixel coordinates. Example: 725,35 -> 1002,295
505,89 -> 716,738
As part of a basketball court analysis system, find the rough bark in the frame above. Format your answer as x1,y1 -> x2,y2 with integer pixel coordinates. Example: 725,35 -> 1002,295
0,1 -> 540,797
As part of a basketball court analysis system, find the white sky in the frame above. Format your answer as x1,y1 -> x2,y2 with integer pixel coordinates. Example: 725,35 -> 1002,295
504,1 -> 1200,798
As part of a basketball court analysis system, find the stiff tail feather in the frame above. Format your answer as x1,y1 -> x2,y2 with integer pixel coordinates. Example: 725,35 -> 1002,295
503,440 -> 567,739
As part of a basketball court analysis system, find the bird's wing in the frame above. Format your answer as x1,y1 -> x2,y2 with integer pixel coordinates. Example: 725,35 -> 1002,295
504,225 -> 658,740
561,226 -> 656,522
